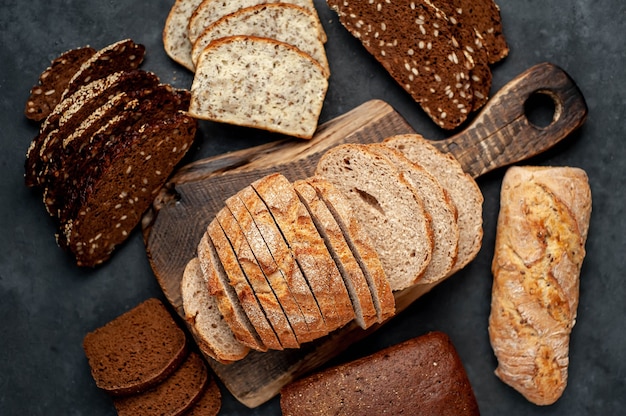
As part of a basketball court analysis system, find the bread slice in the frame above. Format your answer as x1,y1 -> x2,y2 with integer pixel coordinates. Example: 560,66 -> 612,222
315,144 -> 434,291
305,176 -> 395,322
181,257 -> 250,363
24,46 -> 96,121
197,233 -> 267,352
83,298 -> 187,396
185,374 -> 222,416
384,134 -> 483,275
216,205 -> 300,348
163,0 -> 205,71
252,173 -> 355,331
294,179 -> 378,329
368,144 -> 459,285
190,3 -> 329,77
188,35 -> 328,139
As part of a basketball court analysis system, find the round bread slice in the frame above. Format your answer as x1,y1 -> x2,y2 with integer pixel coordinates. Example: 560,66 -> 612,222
163,0 -> 205,71
181,257 -> 250,363
384,134 -> 483,275
315,144 -> 434,291
188,35 -> 328,139
82,298 -> 187,396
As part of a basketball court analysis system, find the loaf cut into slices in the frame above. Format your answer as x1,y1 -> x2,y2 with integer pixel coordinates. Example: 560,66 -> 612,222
191,3 -> 329,77
315,144 -> 433,291
181,257 -> 250,363
188,35 -> 328,139
367,144 -> 459,285
163,0 -> 205,71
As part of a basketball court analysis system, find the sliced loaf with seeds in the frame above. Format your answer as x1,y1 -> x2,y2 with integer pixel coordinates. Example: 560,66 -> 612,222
251,173 -> 355,331
315,144 -> 434,291
188,35 -> 328,139
384,134 -> 483,275
190,3 -> 329,77
181,257 -> 250,364
163,0 -> 205,71
24,46 -> 96,121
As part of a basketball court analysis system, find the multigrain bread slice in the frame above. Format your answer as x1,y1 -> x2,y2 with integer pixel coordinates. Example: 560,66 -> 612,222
24,46 -> 96,121
163,0 -> 205,71
188,35 -> 328,139
294,179 -> 378,329
305,176 -> 395,322
252,173 -> 356,331
83,298 -> 188,396
367,144 -> 459,285
181,257 -> 250,363
384,134 -> 483,275
190,3 -> 329,77
315,144 -> 434,291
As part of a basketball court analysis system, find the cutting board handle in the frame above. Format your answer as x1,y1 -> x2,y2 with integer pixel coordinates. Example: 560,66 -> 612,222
433,62 -> 587,178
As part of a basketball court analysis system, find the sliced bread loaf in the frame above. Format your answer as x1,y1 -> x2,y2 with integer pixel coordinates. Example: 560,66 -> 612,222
188,35 -> 328,139
315,144 -> 434,291
163,0 -> 205,71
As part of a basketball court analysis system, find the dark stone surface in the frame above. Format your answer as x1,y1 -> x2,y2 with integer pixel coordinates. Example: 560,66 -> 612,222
0,0 -> 624,414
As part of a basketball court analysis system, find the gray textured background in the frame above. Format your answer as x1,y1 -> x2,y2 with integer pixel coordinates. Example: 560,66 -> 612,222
1,0 -> 624,414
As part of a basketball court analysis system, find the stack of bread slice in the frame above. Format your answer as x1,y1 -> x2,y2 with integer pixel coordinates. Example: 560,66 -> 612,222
163,0 -> 330,139
24,39 -> 197,267
182,134 -> 483,363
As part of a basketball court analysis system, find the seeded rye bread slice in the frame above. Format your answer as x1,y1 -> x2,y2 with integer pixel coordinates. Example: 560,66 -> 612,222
24,46 -> 96,121
216,204 -> 300,348
163,0 -> 205,71
252,173 -> 356,331
227,189 -> 321,343
197,232 -> 267,352
367,144 -> 460,285
83,298 -> 188,396
182,257 -> 250,363
384,134 -> 483,275
238,185 -> 329,341
113,351 -> 209,416
327,0 -> 476,129
293,179 -> 378,329
188,35 -> 328,139
190,3 -> 329,77
305,176 -> 396,322
315,144 -> 434,291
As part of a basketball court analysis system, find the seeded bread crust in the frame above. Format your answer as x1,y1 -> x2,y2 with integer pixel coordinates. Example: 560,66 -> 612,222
163,0 -> 205,71
24,46 -> 97,121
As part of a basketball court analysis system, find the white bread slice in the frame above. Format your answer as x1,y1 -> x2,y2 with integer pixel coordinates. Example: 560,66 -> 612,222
191,3 -> 329,77
384,134 -> 483,275
189,35 -> 328,139
181,257 -> 250,363
367,144 -> 460,285
163,0 -> 205,71
251,173 -> 355,332
294,179 -> 378,329
315,144 -> 434,291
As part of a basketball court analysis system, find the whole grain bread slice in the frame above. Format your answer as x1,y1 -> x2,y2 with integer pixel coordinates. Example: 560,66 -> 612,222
181,257 -> 250,363
315,144 -> 434,291
163,0 -> 205,71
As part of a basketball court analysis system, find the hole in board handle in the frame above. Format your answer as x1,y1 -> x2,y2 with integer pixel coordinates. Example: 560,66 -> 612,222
524,91 -> 559,128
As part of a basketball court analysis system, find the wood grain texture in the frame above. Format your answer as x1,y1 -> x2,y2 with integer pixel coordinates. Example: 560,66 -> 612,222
142,63 -> 586,407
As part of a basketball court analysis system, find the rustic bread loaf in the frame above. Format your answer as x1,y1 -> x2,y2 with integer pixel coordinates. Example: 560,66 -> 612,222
384,134 -> 483,275
188,35 -> 328,139
280,331 -> 480,415
83,298 -> 187,396
181,257 -> 250,363
24,46 -> 96,121
190,3 -> 329,77
315,144 -> 434,291
163,0 -> 205,71
489,166 -> 591,405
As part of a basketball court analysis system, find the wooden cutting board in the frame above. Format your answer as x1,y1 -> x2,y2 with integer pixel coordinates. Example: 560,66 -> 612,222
142,62 -> 587,407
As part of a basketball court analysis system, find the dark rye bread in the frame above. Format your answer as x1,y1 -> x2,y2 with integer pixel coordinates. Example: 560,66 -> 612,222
185,375 -> 222,416
24,46 -> 96,121
280,331 -> 480,415
83,298 -> 187,396
113,351 -> 209,416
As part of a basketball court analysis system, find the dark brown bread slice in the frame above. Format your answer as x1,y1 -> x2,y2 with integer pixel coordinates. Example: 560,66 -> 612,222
83,298 -> 187,396
24,46 -> 96,121
113,351 -> 208,416
280,331 -> 480,415
185,375 -> 222,416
